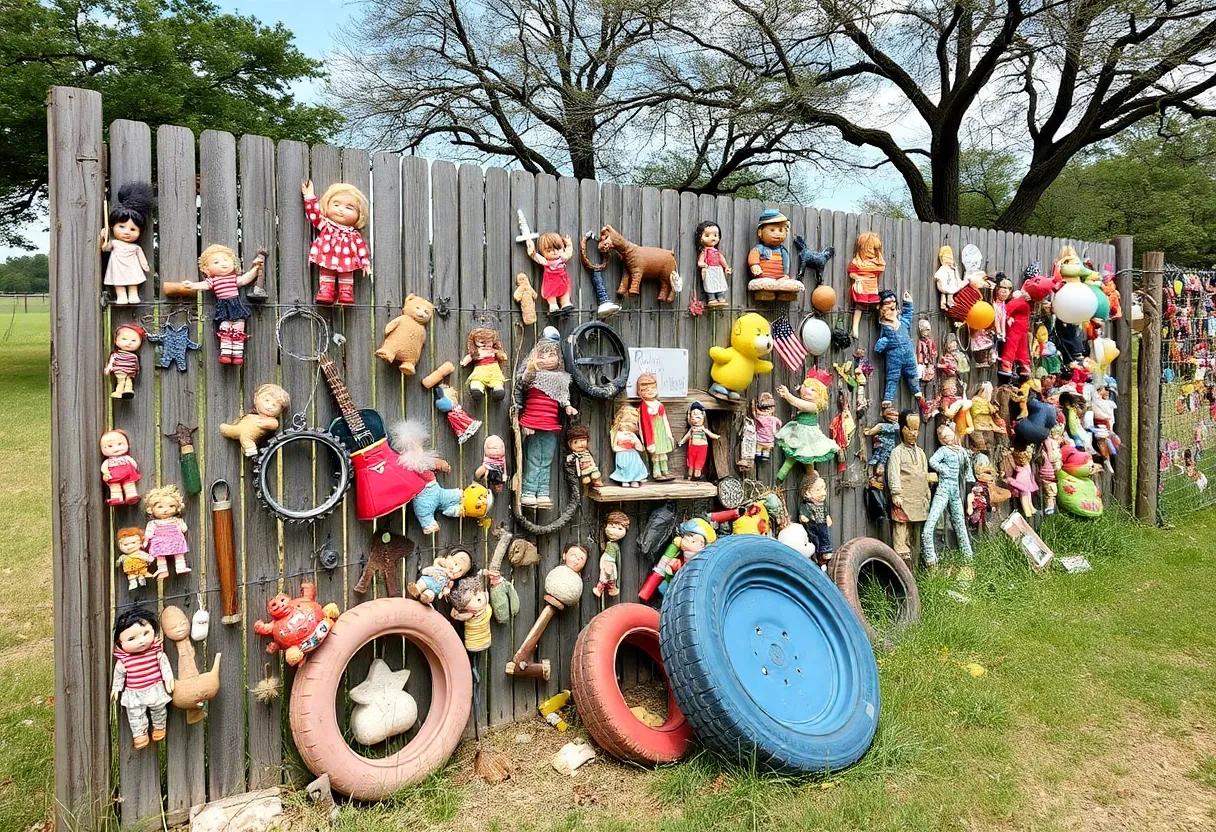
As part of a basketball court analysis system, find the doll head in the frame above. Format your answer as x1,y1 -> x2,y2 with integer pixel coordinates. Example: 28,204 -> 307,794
613,404 -> 641,435
100,429 -> 132,459
917,318 -> 932,338
604,510 -> 630,542
527,330 -> 563,372
113,324 -> 145,354
108,182 -> 155,243
442,550 -> 473,581
854,231 -> 885,267
144,484 -> 185,520
798,376 -> 829,410
881,404 -> 899,423
116,527 -> 145,556
448,577 -> 488,616
974,380 -> 993,401
253,383 -> 291,418
198,244 -> 239,277
466,327 -> 503,359
113,607 -> 159,654
687,401 -> 707,427
937,245 -> 955,267
755,210 -> 789,248
636,372 -> 659,401
536,232 -> 566,259
944,332 -> 960,354
940,375 -> 959,397
567,423 -> 591,453
483,434 -> 505,459
994,273 -> 1013,302
696,220 -> 722,252
937,423 -> 958,446
677,518 -> 715,555
562,543 -> 589,573
898,409 -> 921,445
878,290 -> 898,324
159,606 -> 191,643
800,470 -> 827,502
319,183 -> 368,229
752,392 -> 776,419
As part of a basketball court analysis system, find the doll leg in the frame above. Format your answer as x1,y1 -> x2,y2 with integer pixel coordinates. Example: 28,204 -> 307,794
524,432 -> 557,502
1044,482 -> 1057,514
776,458 -> 797,481
218,321 -> 234,364
106,483 -> 124,506
337,272 -> 355,305
127,282 -> 141,304
947,494 -> 972,560
468,380 -> 485,400
852,307 -> 862,339
127,704 -> 150,748
121,373 -> 135,398
122,481 -> 140,505
127,574 -> 139,591
150,704 -> 168,742
229,321 -> 247,365
922,493 -> 948,566
412,487 -> 441,533
174,551 -> 191,575
315,269 -> 337,304
891,521 -> 912,563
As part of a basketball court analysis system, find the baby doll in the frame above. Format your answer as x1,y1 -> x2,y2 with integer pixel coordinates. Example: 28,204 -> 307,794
610,404 -> 649,487
863,405 -> 900,487
112,607 -> 174,749
695,220 -> 731,307
100,429 -> 141,506
873,290 -> 932,416
516,328 -> 578,508
449,577 -> 492,653
750,392 -> 782,462
179,244 -> 266,364
848,231 -> 885,338
302,179 -> 371,305
220,383 -> 291,457
394,422 -> 466,533
798,471 -> 833,563
116,528 -> 154,591
594,511 -> 629,598
99,182 -> 154,304
775,371 -> 838,482
636,372 -> 676,480
144,484 -> 190,578
433,384 -> 482,444
526,232 -> 575,314
566,423 -> 604,487
476,434 -> 507,491
513,273 -> 539,325
410,550 -> 472,605
105,324 -> 145,399
916,319 -> 938,386
461,327 -> 508,401
679,401 -> 720,480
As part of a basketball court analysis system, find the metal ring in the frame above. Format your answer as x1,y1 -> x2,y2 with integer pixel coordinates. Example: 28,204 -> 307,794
276,306 -> 331,363
564,320 -> 630,400
252,426 -> 352,523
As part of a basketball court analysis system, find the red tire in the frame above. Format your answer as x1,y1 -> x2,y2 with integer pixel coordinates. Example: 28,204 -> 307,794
571,603 -> 692,764
290,597 -> 471,800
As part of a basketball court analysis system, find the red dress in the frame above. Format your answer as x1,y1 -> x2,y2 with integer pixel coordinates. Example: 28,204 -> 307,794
999,295 -> 1032,372
541,258 -> 571,301
105,455 -> 141,486
304,196 -> 370,274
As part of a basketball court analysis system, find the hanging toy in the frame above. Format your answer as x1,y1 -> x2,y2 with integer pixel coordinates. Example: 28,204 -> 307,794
848,231 -> 885,339
100,429 -> 140,506
100,182 -> 155,305
146,320 -> 201,371
105,324 -> 145,399
176,245 -> 266,364
111,607 -> 173,749
507,545 -> 589,678
163,424 -> 202,496
253,583 -> 340,667
747,210 -> 802,301
695,219 -> 731,308
709,313 -> 774,401
160,605 -> 220,725
374,293 -> 434,376
302,179 -> 371,306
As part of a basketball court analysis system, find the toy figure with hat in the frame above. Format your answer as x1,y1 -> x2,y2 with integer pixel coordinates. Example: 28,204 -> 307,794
746,210 -> 803,301
638,517 -> 717,601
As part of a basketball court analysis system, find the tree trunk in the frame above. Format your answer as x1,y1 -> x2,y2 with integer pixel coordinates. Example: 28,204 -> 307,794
993,146 -> 1075,231
929,135 -> 960,224
566,119 -> 597,181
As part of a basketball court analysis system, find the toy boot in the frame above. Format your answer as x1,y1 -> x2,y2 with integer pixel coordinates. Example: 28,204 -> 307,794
315,275 -> 336,305
337,278 -> 355,306
174,553 -> 191,575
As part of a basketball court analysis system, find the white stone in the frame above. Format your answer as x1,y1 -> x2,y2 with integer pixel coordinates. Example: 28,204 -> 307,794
190,788 -> 282,832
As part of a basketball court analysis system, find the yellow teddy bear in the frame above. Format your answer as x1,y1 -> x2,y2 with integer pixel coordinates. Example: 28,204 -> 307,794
709,312 -> 774,400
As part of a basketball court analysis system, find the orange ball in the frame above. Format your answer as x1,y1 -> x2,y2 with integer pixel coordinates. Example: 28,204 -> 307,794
967,300 -> 995,330
811,285 -> 836,312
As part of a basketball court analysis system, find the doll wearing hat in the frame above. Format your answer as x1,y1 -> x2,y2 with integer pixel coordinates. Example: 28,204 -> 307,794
746,210 -> 803,301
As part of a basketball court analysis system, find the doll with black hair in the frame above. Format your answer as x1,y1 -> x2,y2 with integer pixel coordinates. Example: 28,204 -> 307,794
99,182 -> 155,304
111,607 -> 174,749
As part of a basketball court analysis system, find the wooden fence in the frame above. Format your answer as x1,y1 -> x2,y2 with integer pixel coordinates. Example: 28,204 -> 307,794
48,86 -> 1131,830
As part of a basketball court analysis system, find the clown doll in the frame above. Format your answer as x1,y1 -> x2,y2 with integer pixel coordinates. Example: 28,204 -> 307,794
302,179 -> 371,305
179,244 -> 265,364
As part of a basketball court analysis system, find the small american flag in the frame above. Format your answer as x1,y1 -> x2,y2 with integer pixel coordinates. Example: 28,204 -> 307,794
771,314 -> 807,371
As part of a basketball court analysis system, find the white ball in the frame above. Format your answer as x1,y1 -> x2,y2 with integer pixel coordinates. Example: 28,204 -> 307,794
800,317 -> 832,356
1053,281 -> 1098,325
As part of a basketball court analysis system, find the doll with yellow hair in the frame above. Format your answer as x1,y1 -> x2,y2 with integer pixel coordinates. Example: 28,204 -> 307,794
302,179 -> 371,305
774,369 -> 838,481
179,244 -> 265,364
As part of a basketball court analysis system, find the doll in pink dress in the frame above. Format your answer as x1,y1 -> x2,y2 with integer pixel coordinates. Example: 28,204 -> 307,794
302,180 -> 371,306
750,392 -> 782,463
101,429 -> 141,506
1005,448 -> 1038,517
144,484 -> 190,578
526,232 -> 575,315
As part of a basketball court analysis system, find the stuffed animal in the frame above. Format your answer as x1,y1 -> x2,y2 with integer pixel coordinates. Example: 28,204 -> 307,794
348,659 -> 417,745
776,523 -> 817,559
709,313 -> 774,400
374,293 -> 434,375
460,482 -> 493,529
1056,443 -> 1104,518
253,583 -> 340,667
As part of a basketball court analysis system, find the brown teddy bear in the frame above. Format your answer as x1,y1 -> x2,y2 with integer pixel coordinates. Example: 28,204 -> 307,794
375,293 -> 433,375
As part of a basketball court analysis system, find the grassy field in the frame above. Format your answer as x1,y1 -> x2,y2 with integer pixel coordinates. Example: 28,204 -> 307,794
1,303 -> 1214,831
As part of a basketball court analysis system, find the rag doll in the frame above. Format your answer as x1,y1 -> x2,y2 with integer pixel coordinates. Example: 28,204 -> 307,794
873,290 -> 931,416
594,511 -> 629,598
461,327 -> 508,401
750,392 -> 782,462
111,607 -> 174,749
566,423 -> 604,487
515,328 -> 577,507
303,179 -> 371,305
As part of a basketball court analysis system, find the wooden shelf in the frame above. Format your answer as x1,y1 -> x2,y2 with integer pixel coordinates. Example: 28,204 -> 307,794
627,388 -> 745,411
589,481 -> 718,502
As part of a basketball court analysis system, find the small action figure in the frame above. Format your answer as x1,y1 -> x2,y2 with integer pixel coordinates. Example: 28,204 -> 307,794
594,511 -> 630,599
303,179 -> 370,305
111,607 -> 174,749
750,392 -> 781,462
679,401 -> 720,480
220,383 -> 291,457
409,550 -> 472,605
105,324 -> 145,399
798,471 -> 833,564
566,423 -> 604,487
636,373 -> 676,481
100,429 -> 141,506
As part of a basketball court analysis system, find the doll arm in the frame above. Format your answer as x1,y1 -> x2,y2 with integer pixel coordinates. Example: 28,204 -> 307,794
460,353 -> 473,367
432,459 -> 451,473
900,300 -> 914,328
99,227 -> 111,251
707,345 -> 731,364
302,194 -> 325,229
697,251 -> 709,269
137,247 -> 151,271
873,334 -> 890,353
704,426 -> 721,440
145,521 -> 157,539
176,518 -> 188,533
863,424 -> 882,436
887,453 -> 903,496
237,264 -> 262,287
562,236 -> 574,260
178,280 -> 208,292
928,446 -> 948,472
111,662 -> 126,700
747,247 -> 762,275
159,651 -> 175,693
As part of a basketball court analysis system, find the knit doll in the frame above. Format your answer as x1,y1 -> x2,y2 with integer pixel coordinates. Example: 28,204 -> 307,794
111,607 -> 174,749
105,324 -> 145,399
515,328 -> 577,508
461,327 -> 508,401
775,370 -> 838,482
873,290 -> 931,417
750,392 -> 782,462
679,401 -> 720,480
637,372 -> 676,480
695,220 -> 731,307
115,528 -> 154,591
798,471 -> 833,563
178,244 -> 265,364
566,423 -> 604,487
302,179 -> 371,305
99,182 -> 154,305
475,434 -> 507,492
848,231 -> 885,338
144,484 -> 190,578
100,429 -> 141,506
594,511 -> 629,598
609,404 -> 649,487
526,232 -> 575,315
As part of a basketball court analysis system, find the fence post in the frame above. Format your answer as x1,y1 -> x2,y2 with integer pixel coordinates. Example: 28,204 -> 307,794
48,86 -> 111,830
1110,235 -> 1134,508
1136,251 -> 1164,524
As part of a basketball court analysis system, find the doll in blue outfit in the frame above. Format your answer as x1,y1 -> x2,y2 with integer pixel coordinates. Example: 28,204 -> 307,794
873,290 -> 933,418
923,422 -> 973,566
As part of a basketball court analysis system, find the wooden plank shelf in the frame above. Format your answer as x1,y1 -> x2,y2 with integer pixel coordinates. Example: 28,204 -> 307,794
625,388 -> 745,411
589,481 -> 718,502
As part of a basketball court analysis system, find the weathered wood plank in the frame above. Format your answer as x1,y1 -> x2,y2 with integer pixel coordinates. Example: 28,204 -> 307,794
1110,235 -> 1134,509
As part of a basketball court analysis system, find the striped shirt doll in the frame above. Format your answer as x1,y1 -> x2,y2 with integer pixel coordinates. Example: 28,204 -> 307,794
180,244 -> 264,365
104,323 -> 145,399
111,608 -> 174,749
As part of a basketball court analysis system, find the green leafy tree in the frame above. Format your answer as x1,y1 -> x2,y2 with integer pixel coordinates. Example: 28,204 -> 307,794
0,254 -> 49,293
1,0 -> 341,248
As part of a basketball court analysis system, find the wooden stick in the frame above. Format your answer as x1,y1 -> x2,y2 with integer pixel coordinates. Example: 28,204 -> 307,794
506,604 -> 556,677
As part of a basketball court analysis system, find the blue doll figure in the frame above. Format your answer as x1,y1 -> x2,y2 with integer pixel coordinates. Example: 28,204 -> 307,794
923,422 -> 973,566
873,289 -> 932,418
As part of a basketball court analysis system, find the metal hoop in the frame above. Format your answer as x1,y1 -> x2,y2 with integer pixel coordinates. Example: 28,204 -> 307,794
276,306 -> 331,363
252,424 -> 352,523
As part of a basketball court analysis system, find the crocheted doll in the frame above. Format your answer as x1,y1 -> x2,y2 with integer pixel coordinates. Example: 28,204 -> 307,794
111,607 -> 174,749
302,179 -> 371,305
99,182 -> 154,304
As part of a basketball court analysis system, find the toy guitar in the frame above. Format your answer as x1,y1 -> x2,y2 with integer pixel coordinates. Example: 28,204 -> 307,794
319,353 -> 425,520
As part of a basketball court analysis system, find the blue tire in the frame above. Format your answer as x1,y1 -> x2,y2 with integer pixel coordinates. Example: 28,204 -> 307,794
659,534 -> 880,773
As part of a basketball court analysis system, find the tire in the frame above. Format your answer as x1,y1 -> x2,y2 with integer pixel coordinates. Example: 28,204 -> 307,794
571,604 -> 692,764
830,536 -> 922,646
659,535 -> 879,773
290,597 -> 471,800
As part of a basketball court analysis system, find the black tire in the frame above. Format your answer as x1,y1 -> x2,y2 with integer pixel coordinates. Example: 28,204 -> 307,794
830,536 -> 921,646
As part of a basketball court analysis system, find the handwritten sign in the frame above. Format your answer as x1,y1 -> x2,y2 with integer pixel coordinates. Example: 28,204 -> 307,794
626,348 -> 689,398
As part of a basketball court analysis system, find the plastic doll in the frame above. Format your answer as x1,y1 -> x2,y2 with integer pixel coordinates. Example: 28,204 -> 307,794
1005,449 -> 1039,517
1089,380 -> 1120,473
923,423 -> 973,566
101,429 -> 141,506
965,458 -> 991,531
970,319 -> 995,368
940,378 -> 973,444
969,381 -> 999,451
220,383 -> 291,458
461,327 -> 508,401
848,231 -> 885,338
774,371 -> 838,482
679,401 -> 720,480
409,550 -> 472,605
394,422 -> 465,533
1032,323 -> 1063,375
798,471 -> 833,563
116,528 -> 154,591
934,245 -> 963,311
111,607 -> 174,749
449,577 -> 492,653
566,423 -> 604,487
104,323 -> 145,400
609,404 -> 649,487
99,182 -> 154,305
594,511 -> 629,598
1039,424 -> 1064,514
433,384 -> 482,444
515,328 -> 577,507
695,220 -> 731,307
916,319 -> 938,386
302,179 -> 371,305
887,410 -> 933,565
864,405 -> 900,487
526,232 -> 575,315
750,392 -> 781,462
476,434 -> 507,492
636,372 -> 676,480
746,210 -> 801,301
513,273 -> 539,325
143,484 -> 189,578
639,518 -> 716,601
993,273 -> 1013,342
873,290 -> 932,417
178,244 -> 265,364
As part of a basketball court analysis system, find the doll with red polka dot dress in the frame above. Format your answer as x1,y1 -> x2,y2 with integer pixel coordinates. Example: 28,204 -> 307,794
302,179 -> 371,306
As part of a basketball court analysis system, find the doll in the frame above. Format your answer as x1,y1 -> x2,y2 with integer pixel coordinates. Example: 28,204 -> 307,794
636,373 -> 676,480
940,378 -> 973,444
101,429 -> 141,506
923,423 -> 973,566
993,273 -> 1013,343
513,273 -> 539,325
798,471 -> 833,563
774,371 -> 838,482
433,384 -> 482,444
965,459 -> 991,531
750,392 -> 781,462
220,383 -> 291,458
934,245 -> 963,311
680,401 -> 720,480
848,231 -> 885,338
916,319 -> 938,386
515,328 -> 577,507
1039,423 -> 1064,514
449,577 -> 492,653
461,327 -> 508,401
302,179 -> 370,305
873,290 -> 932,416
1032,323 -> 1063,375
526,232 -> 575,315
116,528 -> 154,591
639,518 -> 716,601
394,422 -> 466,533
409,550 -> 472,605
610,404 -> 649,487
887,410 -> 933,565
105,324 -> 145,399
111,607 -> 174,749
746,210 -> 801,301
595,511 -> 629,598
951,244 -> 993,324
546,544 -> 589,606
1059,390 -> 1095,455
566,423 -> 604,487
476,434 -> 507,491
937,331 -> 967,378
695,220 -> 731,307
970,320 -> 995,368
1000,270 -> 1053,377
99,182 -> 154,304
1089,381 -> 1120,473
864,405 -> 900,487
969,381 -> 999,451
179,245 -> 265,364
144,484 -> 190,578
